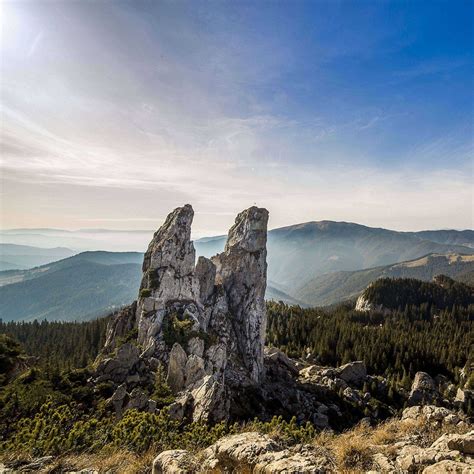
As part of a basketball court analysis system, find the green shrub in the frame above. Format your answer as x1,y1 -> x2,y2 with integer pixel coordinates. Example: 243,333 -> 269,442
151,366 -> 175,408
111,409 -> 181,452
162,312 -> 196,346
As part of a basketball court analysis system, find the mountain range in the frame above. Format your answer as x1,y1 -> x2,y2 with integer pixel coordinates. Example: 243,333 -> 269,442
0,222 -> 473,321
195,222 -> 474,291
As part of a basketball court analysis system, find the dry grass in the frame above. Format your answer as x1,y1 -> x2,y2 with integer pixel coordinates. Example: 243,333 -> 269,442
311,415 -> 473,474
54,449 -> 156,473
329,424 -> 374,473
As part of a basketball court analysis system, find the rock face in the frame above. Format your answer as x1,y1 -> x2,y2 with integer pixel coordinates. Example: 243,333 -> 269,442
212,207 -> 268,382
95,204 -> 268,422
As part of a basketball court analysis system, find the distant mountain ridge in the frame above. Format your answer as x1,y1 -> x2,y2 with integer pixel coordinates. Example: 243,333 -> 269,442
0,243 -> 75,271
0,251 -> 143,287
0,222 -> 473,321
296,253 -> 474,307
195,222 -> 474,291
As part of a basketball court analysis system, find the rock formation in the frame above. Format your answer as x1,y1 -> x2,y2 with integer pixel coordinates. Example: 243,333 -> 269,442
95,204 -> 268,422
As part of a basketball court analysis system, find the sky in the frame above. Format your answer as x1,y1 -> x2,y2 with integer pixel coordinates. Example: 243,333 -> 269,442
1,0 -> 473,236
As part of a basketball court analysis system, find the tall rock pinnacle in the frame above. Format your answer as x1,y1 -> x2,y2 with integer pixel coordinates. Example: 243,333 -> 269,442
137,204 -> 199,349
97,203 -> 269,422
213,206 -> 269,382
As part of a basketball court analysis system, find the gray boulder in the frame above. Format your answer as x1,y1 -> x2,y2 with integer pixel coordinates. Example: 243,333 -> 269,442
166,343 -> 188,394
408,372 -> 440,406
337,361 -> 367,385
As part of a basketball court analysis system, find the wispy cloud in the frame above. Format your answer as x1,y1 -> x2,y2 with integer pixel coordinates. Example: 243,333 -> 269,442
0,0 -> 472,232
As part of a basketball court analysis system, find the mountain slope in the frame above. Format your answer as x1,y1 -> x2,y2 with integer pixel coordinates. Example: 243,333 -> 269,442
265,222 -> 474,291
411,230 -> 474,248
0,251 -> 143,287
296,253 -> 474,307
1,223 -> 473,321
0,251 -> 303,321
0,244 -> 75,271
0,262 -> 142,322
195,223 -> 474,292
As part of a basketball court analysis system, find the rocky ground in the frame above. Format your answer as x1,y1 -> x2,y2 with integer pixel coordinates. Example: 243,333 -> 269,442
1,405 -> 472,473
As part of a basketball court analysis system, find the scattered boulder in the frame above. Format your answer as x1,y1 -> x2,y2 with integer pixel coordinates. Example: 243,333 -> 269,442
201,432 -> 331,473
337,361 -> 367,386
401,405 -> 457,423
202,432 -> 279,471
423,460 -> 474,473
166,343 -> 188,393
408,372 -> 441,406
431,431 -> 474,455
394,429 -> 474,472
152,450 -> 196,474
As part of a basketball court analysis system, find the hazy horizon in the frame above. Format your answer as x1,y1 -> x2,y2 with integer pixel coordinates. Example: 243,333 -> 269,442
1,217 -> 473,254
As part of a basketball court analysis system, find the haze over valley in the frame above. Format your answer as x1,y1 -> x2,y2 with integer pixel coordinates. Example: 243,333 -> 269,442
1,221 -> 473,321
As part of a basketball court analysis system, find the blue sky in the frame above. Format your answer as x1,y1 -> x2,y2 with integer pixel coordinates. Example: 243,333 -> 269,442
1,0 -> 472,234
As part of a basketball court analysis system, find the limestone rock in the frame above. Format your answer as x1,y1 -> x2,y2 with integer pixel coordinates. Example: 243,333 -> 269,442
264,347 -> 298,375
110,383 -> 127,416
202,432 -> 279,471
254,447 -> 330,473
95,204 -> 269,423
191,375 -> 227,423
166,343 -> 188,394
201,432 -> 332,473
184,354 -> 206,388
152,450 -> 196,474
125,388 -> 154,412
396,444 -> 459,472
137,204 -> 198,350
337,361 -> 367,385
195,257 -> 216,303
402,405 -> 455,423
431,431 -> 474,455
423,460 -> 474,473
102,302 -> 137,353
95,343 -> 140,383
187,337 -> 204,358
212,206 -> 269,383
373,452 -> 396,472
408,372 -> 440,406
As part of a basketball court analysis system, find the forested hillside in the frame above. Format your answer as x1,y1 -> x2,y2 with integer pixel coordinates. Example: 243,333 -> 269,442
0,317 -> 109,372
0,244 -> 75,271
360,275 -> 473,311
0,263 -> 141,322
267,301 -> 473,388
2,296 -> 472,392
